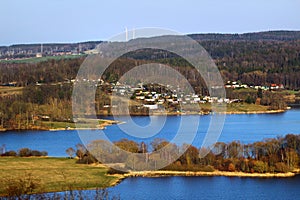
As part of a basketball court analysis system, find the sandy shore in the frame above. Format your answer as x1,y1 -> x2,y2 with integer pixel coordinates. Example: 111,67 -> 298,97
124,170 -> 297,178
216,109 -> 286,115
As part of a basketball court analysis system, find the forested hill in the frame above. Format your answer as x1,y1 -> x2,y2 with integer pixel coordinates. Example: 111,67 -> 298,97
194,31 -> 300,89
0,31 -> 300,89
189,31 -> 300,41
1,30 -> 299,58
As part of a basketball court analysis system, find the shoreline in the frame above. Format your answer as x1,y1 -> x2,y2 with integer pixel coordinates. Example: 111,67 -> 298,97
121,169 -> 298,179
99,108 -> 287,117
0,109 -> 287,132
0,119 -> 120,132
107,168 -> 299,188
216,109 -> 286,115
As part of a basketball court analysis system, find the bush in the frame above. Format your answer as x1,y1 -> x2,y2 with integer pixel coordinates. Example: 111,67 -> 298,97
228,163 -> 236,172
2,173 -> 41,197
18,148 -> 31,157
107,168 -> 128,175
1,150 -> 17,157
31,150 -> 42,157
253,161 -> 268,173
275,162 -> 290,173
201,165 -> 215,172
76,153 -> 97,164
41,151 -> 48,156
17,148 -> 48,157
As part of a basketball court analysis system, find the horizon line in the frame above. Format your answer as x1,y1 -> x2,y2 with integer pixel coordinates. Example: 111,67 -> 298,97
1,29 -> 300,47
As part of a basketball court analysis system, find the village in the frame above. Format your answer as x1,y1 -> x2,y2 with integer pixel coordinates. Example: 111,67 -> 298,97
100,80 -> 286,113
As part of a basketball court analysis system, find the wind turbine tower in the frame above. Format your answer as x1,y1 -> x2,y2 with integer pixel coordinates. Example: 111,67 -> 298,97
125,27 -> 128,42
133,28 -> 135,40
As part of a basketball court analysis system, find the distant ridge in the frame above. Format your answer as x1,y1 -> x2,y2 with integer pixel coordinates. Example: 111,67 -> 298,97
1,30 -> 300,48
0,41 -> 102,59
0,41 -> 102,49
1,30 -> 300,59
188,30 -> 300,41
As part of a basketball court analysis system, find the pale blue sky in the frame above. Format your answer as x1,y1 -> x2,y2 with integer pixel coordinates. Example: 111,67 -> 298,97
0,0 -> 299,45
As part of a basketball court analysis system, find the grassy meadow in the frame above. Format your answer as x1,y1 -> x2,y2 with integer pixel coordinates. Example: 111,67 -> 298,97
0,157 -> 120,196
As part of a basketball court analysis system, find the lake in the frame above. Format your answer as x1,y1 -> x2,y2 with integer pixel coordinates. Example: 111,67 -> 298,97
108,175 -> 300,200
1,109 -> 300,199
1,109 -> 300,156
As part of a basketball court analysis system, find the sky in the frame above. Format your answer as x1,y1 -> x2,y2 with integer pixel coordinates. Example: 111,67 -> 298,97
0,0 -> 299,45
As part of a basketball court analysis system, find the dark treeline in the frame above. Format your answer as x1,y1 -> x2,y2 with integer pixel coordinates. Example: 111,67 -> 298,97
0,57 -> 84,86
124,40 -> 300,90
0,84 -> 73,129
0,147 -> 47,157
84,134 -> 300,173
189,31 -> 300,41
204,40 -> 300,89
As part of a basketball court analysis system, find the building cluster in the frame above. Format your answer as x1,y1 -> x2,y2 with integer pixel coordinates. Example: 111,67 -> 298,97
225,81 -> 284,91
111,82 -> 240,110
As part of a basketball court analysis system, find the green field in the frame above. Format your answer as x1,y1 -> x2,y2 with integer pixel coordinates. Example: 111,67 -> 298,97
0,157 -> 120,196
41,119 -> 117,130
0,54 -> 85,64
224,103 -> 269,113
198,102 -> 270,113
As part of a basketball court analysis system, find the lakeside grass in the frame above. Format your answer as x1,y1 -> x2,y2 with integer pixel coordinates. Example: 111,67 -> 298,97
42,119 -> 118,130
224,103 -> 270,113
0,157 -> 120,196
198,103 -> 271,113
41,121 -> 76,129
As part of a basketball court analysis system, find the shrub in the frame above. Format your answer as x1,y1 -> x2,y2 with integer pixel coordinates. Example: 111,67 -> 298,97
18,148 -> 31,157
228,163 -> 236,172
76,153 -> 97,164
107,168 -> 128,175
253,161 -> 268,173
2,173 -> 41,197
41,151 -> 48,156
17,148 -> 48,157
274,162 -> 290,173
31,150 -> 42,157
201,165 -> 215,172
1,150 -> 17,157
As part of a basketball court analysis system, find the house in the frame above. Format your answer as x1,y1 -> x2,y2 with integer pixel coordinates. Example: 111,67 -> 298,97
143,104 -> 158,110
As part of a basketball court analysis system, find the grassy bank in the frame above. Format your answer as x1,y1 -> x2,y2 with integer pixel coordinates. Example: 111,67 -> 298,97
0,157 -> 120,196
199,103 -> 283,114
42,119 -> 119,131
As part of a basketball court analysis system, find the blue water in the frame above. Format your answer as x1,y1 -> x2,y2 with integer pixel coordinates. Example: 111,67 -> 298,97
108,175 -> 300,200
1,109 -> 300,199
0,109 -> 300,156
